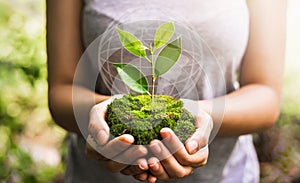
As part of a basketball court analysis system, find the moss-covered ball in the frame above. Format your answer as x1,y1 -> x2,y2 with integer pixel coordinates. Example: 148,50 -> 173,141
105,94 -> 196,145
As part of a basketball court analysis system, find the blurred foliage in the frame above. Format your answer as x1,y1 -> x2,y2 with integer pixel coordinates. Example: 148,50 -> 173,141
254,68 -> 300,177
253,1 -> 300,181
0,0 -> 66,182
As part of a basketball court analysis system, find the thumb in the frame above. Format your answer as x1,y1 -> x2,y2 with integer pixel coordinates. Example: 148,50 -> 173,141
88,98 -> 112,145
186,111 -> 213,154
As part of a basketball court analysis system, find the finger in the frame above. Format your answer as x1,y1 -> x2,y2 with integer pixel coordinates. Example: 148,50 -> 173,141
121,158 -> 148,176
99,145 -> 147,173
195,111 -> 213,138
97,134 -> 134,159
85,136 -> 108,161
190,145 -> 209,167
98,160 -> 128,173
186,112 -> 213,154
134,172 -> 149,181
88,98 -> 112,145
121,165 -> 141,176
95,148 -> 147,176
160,128 -> 207,167
86,134 -> 135,162
148,157 -> 171,182
149,140 -> 193,179
114,145 -> 147,163
86,134 -> 98,150
147,174 -> 157,183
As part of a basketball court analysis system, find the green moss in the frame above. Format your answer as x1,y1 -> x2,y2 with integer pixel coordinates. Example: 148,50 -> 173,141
129,121 -> 157,145
105,94 -> 196,145
110,123 -> 129,137
173,120 -> 196,142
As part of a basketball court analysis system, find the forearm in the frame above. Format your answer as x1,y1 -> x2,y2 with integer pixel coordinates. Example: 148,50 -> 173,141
199,84 -> 280,136
48,84 -> 110,134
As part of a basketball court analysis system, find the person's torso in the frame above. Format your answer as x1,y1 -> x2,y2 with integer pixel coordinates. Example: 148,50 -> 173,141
64,1 -> 259,183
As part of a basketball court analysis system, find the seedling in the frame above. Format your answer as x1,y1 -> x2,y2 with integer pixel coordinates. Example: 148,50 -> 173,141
114,21 -> 181,97
106,22 -> 195,145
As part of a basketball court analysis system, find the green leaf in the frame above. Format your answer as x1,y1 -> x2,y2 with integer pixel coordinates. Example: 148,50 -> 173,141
113,63 -> 149,94
154,37 -> 182,77
116,28 -> 148,58
154,22 -> 175,50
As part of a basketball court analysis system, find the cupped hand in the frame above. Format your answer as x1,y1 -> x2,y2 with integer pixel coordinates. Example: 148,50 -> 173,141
147,99 -> 213,182
86,96 -> 149,178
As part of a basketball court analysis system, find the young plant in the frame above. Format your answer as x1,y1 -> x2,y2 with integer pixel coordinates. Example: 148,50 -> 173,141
106,22 -> 196,145
114,21 -> 182,97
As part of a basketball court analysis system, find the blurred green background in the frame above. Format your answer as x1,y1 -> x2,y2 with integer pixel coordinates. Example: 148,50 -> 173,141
0,0 -> 299,182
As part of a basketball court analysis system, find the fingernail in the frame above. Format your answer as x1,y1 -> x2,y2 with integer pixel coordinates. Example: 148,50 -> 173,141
139,146 -> 148,155
138,160 -> 148,170
119,134 -> 134,144
187,140 -> 198,154
96,130 -> 108,145
149,175 -> 157,183
150,162 -> 159,171
151,143 -> 161,154
160,129 -> 171,140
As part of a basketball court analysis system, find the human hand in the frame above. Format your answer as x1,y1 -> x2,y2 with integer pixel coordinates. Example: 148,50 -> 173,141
146,99 -> 213,182
86,96 -> 149,178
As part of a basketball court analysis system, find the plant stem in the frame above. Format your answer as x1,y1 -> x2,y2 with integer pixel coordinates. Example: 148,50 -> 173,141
144,57 -> 152,64
147,91 -> 151,96
150,51 -> 156,99
152,77 -> 156,97
144,55 -> 155,97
